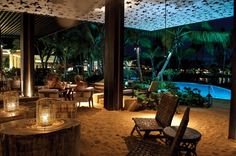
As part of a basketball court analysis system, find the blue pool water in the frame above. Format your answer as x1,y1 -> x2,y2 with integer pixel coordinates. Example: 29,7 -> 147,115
174,82 -> 231,100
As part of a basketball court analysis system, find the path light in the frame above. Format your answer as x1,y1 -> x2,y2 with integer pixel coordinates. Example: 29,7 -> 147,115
3,91 -> 19,112
36,98 -> 56,127
206,86 -> 212,107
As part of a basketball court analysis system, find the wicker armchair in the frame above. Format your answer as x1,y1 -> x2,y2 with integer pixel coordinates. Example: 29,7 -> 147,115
131,93 -> 179,138
128,107 -> 190,156
74,87 -> 94,107
38,89 -> 60,98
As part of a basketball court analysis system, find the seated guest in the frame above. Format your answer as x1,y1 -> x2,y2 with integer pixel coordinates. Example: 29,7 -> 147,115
48,75 -> 65,91
74,75 -> 87,91
45,74 -> 54,88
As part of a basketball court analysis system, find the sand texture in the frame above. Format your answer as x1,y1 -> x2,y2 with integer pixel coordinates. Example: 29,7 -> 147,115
77,102 -> 236,156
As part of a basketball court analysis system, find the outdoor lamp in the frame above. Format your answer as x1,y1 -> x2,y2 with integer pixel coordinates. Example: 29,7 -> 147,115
3,91 -> 19,112
206,85 -> 213,107
83,60 -> 88,72
206,93 -> 212,107
36,98 -> 56,126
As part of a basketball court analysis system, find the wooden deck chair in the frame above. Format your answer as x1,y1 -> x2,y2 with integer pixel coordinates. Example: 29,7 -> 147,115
127,107 -> 190,156
138,81 -> 158,97
131,93 -> 179,138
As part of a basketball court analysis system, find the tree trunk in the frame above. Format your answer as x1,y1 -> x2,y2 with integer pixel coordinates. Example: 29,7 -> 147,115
136,47 -> 143,81
0,45 -> 2,70
157,51 -> 173,81
63,50 -> 67,80
151,58 -> 156,80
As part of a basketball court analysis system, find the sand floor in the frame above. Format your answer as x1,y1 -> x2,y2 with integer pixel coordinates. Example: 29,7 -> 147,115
77,101 -> 236,156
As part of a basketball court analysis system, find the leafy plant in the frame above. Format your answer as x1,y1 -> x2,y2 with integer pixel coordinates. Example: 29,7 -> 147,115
134,90 -> 159,110
178,87 -> 206,107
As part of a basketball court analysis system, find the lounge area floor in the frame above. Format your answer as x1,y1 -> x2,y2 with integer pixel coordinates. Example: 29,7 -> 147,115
77,102 -> 236,156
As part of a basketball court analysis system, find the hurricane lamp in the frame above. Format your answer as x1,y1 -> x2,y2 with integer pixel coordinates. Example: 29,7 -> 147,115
3,91 -> 19,112
36,98 -> 56,126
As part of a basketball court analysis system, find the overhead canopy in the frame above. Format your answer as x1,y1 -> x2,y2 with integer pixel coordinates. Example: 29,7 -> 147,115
0,11 -> 79,38
0,0 -> 233,32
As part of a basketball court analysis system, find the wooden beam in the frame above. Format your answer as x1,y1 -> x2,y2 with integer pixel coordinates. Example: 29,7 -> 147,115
104,0 -> 124,110
229,0 -> 236,139
20,13 -> 35,97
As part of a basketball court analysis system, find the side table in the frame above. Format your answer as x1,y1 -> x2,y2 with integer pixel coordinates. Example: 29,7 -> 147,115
0,106 -> 30,124
163,126 -> 201,156
0,118 -> 80,156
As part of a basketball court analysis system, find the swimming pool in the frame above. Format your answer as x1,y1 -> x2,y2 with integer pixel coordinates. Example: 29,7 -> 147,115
174,82 -> 231,100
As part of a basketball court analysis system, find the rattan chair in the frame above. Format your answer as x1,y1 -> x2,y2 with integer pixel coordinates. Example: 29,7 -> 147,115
128,107 -> 190,156
74,87 -> 94,107
131,93 -> 179,138
55,101 -> 77,118
38,89 -> 60,98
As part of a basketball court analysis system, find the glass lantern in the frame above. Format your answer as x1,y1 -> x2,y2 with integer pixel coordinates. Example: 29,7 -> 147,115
36,98 -> 57,126
3,91 -> 19,112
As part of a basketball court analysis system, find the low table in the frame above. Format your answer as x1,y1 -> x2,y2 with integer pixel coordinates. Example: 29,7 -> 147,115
0,118 -> 80,156
163,126 -> 201,156
0,106 -> 30,124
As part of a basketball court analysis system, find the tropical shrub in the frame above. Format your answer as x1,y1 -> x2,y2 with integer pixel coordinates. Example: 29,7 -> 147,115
178,87 -> 207,107
134,90 -> 159,110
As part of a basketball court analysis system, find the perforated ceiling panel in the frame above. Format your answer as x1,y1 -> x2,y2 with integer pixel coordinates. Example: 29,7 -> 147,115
0,0 -> 233,31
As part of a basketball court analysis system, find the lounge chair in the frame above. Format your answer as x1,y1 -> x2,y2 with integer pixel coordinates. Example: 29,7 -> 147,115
137,81 -> 158,97
131,93 -> 179,138
127,107 -> 190,156
74,87 -> 94,107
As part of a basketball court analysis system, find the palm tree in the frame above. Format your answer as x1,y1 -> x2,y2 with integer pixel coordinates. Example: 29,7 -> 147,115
156,22 -> 231,81
125,29 -> 152,81
141,43 -> 162,80
157,27 -> 189,81
82,23 -> 105,74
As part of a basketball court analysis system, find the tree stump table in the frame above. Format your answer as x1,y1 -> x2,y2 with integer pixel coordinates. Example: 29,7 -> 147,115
0,118 -> 80,156
0,106 -> 30,124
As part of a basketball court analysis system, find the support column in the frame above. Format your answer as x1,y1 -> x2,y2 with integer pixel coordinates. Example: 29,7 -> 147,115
20,13 -> 34,97
229,1 -> 236,139
104,0 -> 124,110
0,28 -> 2,70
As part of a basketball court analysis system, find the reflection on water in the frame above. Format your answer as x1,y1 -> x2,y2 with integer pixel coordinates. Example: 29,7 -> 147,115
175,82 -> 231,100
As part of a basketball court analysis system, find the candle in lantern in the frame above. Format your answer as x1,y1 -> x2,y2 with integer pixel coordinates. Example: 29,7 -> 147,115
41,113 -> 49,125
3,91 -> 19,112
36,98 -> 56,127
6,102 -> 16,112
40,108 -> 51,126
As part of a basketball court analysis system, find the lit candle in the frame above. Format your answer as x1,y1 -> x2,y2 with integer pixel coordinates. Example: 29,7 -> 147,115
6,102 -> 16,112
41,113 -> 49,125
40,108 -> 51,126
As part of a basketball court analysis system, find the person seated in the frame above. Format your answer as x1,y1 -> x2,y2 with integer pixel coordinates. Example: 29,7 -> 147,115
48,75 -> 65,91
74,75 -> 87,91
44,74 -> 53,88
